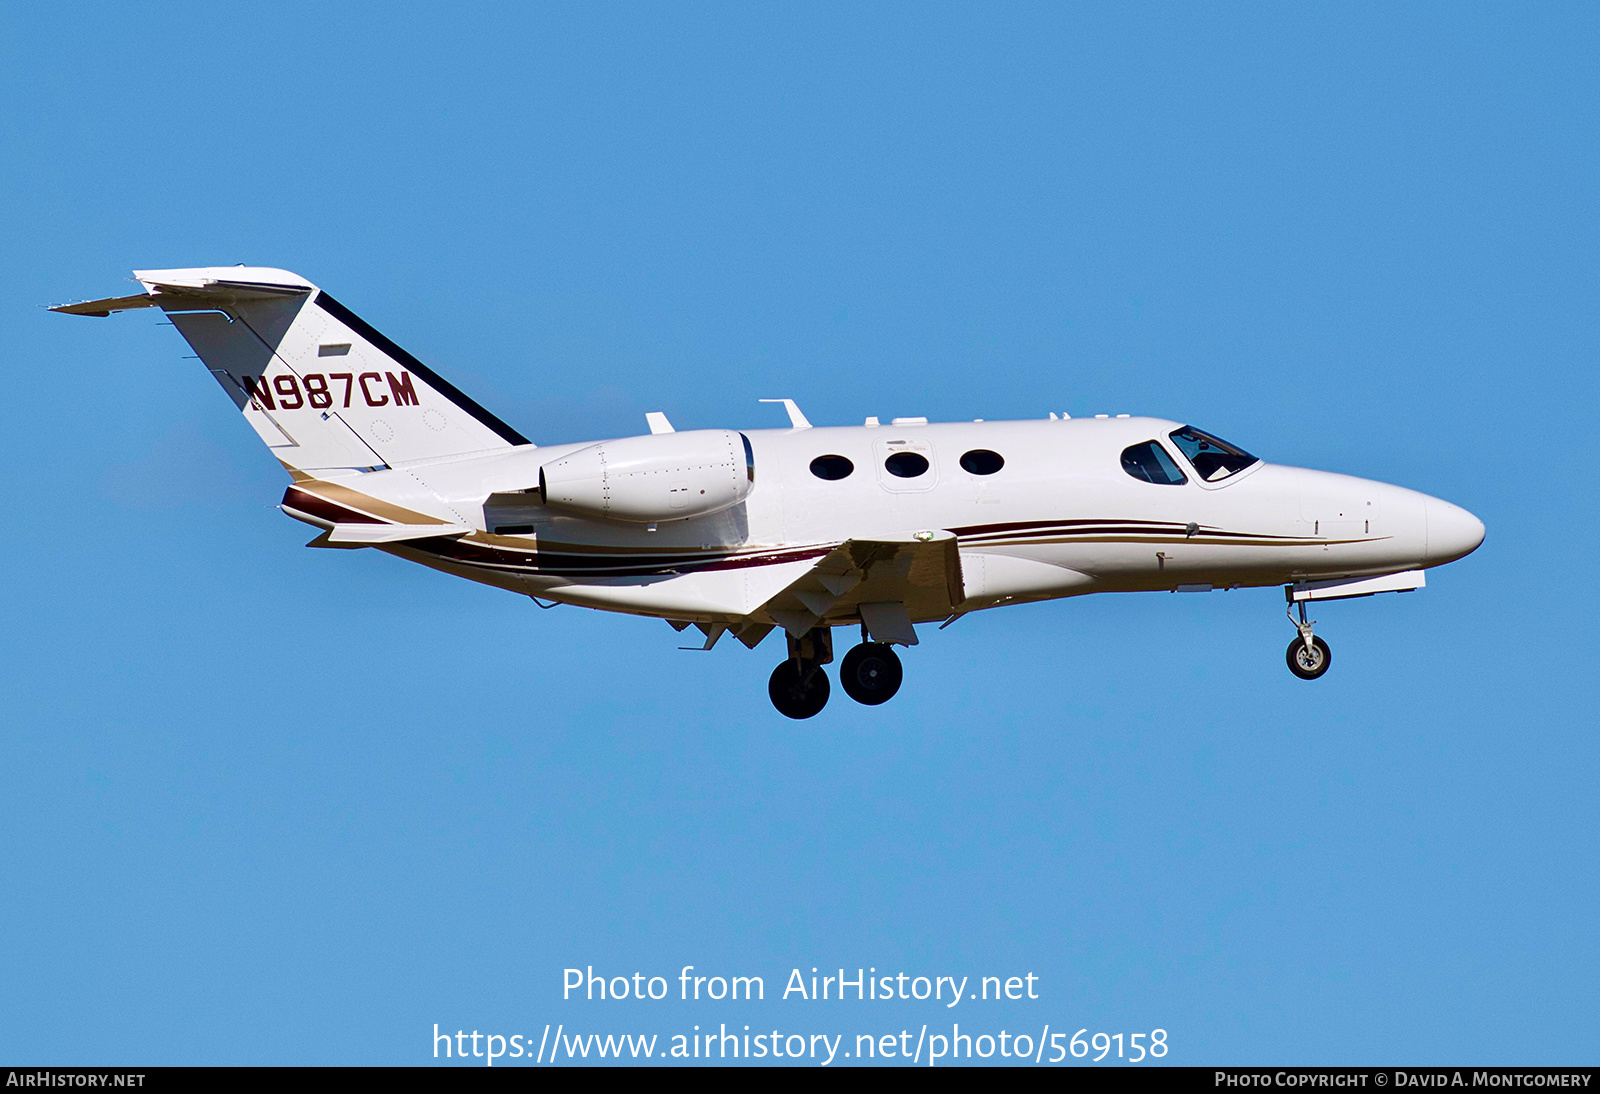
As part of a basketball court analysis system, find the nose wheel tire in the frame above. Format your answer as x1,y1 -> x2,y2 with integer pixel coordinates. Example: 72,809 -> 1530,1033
839,642 -> 904,705
769,660 -> 830,719
1286,635 -> 1332,680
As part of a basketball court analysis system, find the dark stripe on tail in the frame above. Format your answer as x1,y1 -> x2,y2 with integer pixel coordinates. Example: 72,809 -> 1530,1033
313,291 -> 532,447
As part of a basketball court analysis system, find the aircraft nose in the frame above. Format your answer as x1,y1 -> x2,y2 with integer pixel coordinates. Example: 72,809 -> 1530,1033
1425,497 -> 1485,565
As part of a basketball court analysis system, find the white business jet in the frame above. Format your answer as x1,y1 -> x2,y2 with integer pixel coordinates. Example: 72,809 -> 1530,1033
55,268 -> 1484,718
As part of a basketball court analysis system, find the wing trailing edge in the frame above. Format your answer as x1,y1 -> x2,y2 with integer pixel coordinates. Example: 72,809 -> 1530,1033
756,531 -> 966,642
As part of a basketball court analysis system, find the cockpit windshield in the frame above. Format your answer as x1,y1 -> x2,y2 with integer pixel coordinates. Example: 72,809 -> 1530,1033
1167,426 -> 1258,482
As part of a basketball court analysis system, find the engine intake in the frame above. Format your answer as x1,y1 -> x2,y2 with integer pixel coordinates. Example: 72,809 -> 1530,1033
538,429 -> 755,523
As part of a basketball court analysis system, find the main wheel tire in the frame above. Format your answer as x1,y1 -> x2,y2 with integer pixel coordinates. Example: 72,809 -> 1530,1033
1286,635 -> 1332,680
768,660 -> 830,719
839,642 -> 904,705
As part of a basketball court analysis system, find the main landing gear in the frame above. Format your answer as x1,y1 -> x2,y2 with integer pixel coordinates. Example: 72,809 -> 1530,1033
1285,598 -> 1332,680
838,642 -> 903,706
769,658 -> 831,719
768,627 -> 907,718
769,627 -> 832,720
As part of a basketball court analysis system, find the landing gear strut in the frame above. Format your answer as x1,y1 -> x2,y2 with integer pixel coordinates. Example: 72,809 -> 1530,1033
1285,597 -> 1332,680
769,628 -> 832,719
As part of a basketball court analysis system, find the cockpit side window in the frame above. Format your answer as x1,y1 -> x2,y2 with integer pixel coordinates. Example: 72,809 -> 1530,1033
1168,426 -> 1258,482
1121,441 -> 1188,485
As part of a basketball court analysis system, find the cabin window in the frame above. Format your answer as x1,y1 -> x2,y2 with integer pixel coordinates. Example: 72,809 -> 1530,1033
884,451 -> 930,478
810,454 -> 854,480
1121,441 -> 1188,485
959,449 -> 1004,475
1168,426 -> 1257,481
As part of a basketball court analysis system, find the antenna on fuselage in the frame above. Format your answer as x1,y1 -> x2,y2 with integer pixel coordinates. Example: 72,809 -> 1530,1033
758,399 -> 812,429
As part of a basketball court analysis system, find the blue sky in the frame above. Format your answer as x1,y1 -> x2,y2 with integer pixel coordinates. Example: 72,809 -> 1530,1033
2,2 -> 1595,1066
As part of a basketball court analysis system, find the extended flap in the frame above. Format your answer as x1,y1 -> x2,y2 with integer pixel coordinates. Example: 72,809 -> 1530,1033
755,531 -> 965,635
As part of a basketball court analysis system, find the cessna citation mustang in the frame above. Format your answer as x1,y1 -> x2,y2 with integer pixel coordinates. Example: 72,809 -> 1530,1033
55,267 -> 1485,718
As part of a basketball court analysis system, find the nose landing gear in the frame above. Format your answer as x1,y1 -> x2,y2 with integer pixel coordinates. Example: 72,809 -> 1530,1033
1285,598 -> 1332,680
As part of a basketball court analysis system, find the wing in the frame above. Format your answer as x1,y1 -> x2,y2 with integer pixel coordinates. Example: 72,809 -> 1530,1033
755,530 -> 965,645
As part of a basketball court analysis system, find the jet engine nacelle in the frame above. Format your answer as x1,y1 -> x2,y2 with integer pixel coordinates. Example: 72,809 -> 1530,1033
538,429 -> 755,523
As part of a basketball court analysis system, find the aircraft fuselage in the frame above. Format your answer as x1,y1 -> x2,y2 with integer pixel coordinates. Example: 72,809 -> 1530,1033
278,415 -> 1483,625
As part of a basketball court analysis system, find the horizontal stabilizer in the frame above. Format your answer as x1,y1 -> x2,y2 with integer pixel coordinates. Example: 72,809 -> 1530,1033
50,267 -> 315,317
324,522 -> 472,544
49,293 -> 160,317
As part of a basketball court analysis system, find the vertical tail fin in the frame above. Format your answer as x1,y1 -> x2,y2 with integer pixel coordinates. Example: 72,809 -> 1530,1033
53,267 -> 531,473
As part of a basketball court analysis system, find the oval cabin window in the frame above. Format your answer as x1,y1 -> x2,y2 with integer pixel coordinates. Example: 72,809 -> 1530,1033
884,452 -> 930,478
959,449 -> 1004,475
809,454 -> 854,480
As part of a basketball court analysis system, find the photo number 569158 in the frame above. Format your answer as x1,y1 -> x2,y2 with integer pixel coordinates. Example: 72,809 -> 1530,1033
1069,1029 -> 1168,1062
